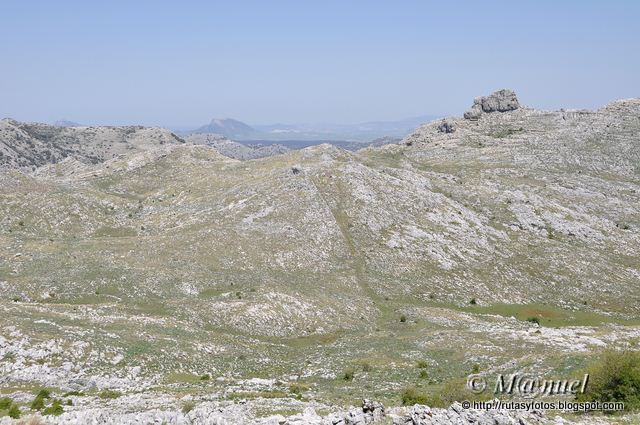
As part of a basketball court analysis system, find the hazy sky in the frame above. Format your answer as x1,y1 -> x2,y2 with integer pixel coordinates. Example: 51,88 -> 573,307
1,1 -> 639,126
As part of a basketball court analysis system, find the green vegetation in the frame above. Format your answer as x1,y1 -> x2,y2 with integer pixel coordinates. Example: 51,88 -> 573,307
402,378 -> 490,408
0,397 -> 21,419
526,316 -> 541,325
342,368 -> 355,381
289,382 -> 310,396
228,391 -> 288,400
200,374 -> 210,381
401,386 -> 429,406
577,350 -> 640,411
0,398 -> 12,410
399,315 -> 407,323
8,404 -> 20,419
416,360 -> 429,369
182,401 -> 195,414
43,399 -> 64,416
30,389 -> 51,411
99,390 -> 122,399
469,298 -> 477,305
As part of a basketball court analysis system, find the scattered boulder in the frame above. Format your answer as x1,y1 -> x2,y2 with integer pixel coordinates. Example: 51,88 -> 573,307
464,89 -> 520,120
437,120 -> 456,134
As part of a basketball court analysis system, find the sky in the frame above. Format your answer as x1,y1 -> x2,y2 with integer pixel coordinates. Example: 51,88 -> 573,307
1,0 -> 639,126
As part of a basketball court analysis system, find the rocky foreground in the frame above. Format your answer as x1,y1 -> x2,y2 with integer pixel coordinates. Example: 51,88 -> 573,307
0,399 -> 552,424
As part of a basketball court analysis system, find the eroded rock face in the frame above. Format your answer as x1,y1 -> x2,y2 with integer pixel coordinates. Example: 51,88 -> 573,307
464,89 -> 520,119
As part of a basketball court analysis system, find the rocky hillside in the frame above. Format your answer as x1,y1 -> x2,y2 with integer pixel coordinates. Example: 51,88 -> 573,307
0,118 -> 184,170
186,133 -> 291,160
0,90 -> 639,422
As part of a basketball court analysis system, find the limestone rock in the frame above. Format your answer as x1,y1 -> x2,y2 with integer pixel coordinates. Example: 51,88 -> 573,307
464,89 -> 520,119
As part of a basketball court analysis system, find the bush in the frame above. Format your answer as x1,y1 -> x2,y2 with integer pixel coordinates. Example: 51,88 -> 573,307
471,364 -> 481,373
30,391 -> 48,411
182,401 -> 195,414
43,399 -> 64,416
99,389 -> 122,399
526,317 -> 541,325
419,370 -> 429,379
402,379 -> 490,408
576,350 -> 640,411
399,315 -> 407,323
469,298 -> 477,305
0,397 -> 12,410
416,360 -> 429,369
200,374 -> 210,381
8,404 -> 20,419
361,362 -> 372,372
401,386 -> 430,405
289,382 -> 309,395
342,368 -> 355,381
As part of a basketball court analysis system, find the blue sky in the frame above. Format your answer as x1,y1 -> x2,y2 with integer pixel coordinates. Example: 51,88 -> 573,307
1,0 -> 638,126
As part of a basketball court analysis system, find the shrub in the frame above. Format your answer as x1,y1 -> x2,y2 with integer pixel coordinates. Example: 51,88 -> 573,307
399,315 -> 407,323
182,401 -> 195,414
0,397 -> 12,410
526,317 -> 541,325
199,374 -> 210,381
31,393 -> 47,411
361,362 -> 372,372
416,360 -> 429,369
401,386 -> 429,405
419,370 -> 429,379
289,382 -> 309,395
43,399 -> 64,416
8,404 -> 20,419
402,378 -> 490,408
99,389 -> 122,399
471,364 -> 481,373
576,350 -> 640,411
469,298 -> 477,305
342,368 -> 355,381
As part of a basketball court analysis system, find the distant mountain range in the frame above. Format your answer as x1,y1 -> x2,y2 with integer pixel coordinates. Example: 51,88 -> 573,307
182,115 -> 439,142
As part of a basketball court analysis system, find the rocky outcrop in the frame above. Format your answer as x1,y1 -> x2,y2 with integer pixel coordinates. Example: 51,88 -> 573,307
392,402 -> 546,425
463,89 -> 520,119
437,120 -> 456,133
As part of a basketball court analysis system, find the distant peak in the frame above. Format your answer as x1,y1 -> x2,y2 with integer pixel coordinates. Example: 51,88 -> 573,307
53,119 -> 81,127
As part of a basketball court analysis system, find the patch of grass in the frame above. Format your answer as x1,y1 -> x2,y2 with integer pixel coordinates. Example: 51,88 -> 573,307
460,303 -> 637,327
228,391 -> 288,400
416,360 -> 429,369
419,370 -> 429,379
99,389 -> 122,399
199,374 -> 210,381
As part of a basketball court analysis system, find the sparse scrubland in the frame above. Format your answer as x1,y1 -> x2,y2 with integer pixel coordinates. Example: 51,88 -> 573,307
1,91 -> 639,423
